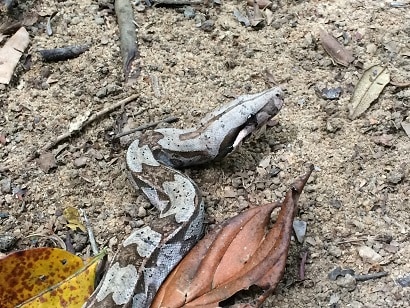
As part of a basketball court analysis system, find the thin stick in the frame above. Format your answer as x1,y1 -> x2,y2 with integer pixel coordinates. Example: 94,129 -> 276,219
0,94 -> 140,171
42,94 -> 140,153
299,250 -> 308,280
81,209 -> 99,256
153,0 -> 204,5
354,271 -> 388,282
114,115 -> 179,139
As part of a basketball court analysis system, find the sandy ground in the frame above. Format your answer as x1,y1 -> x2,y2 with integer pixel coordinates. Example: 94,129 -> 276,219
1,0 -> 410,307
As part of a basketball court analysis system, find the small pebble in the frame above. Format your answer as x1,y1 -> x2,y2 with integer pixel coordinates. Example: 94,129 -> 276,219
70,16 -> 81,25
201,20 -> 215,32
0,234 -> 17,251
137,206 -> 147,218
129,219 -> 145,229
73,157 -> 87,168
0,178 -> 11,194
184,6 -> 195,19
387,171 -> 404,184
96,87 -> 108,98
293,220 -> 307,243
358,245 -> 382,264
328,245 -> 342,258
397,274 -> 410,287
336,273 -> 357,291
329,293 -> 340,306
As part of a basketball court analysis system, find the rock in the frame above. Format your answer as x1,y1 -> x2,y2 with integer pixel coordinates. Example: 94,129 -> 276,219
137,206 -> 147,218
328,245 -> 342,258
329,293 -> 340,306
73,157 -> 87,168
201,20 -> 215,32
0,234 -> 17,251
95,16 -> 105,25
96,87 -> 108,98
184,6 -> 195,19
326,118 -> 343,133
358,245 -> 382,264
70,16 -> 81,25
397,274 -> 410,287
387,171 -> 404,184
336,273 -> 357,291
366,43 -> 377,54
0,178 -> 11,194
293,220 -> 307,243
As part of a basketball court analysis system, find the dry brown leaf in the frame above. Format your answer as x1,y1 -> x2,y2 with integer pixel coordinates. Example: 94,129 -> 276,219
152,165 -> 314,307
320,29 -> 354,67
349,65 -> 390,119
0,27 -> 30,84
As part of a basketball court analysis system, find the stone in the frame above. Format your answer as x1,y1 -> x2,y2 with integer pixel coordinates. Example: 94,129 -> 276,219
328,245 -> 342,258
0,178 -> 11,194
336,273 -> 357,291
293,220 -> 307,243
358,245 -> 382,263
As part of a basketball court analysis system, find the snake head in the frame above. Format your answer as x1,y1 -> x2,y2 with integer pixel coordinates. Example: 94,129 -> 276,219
215,87 -> 284,158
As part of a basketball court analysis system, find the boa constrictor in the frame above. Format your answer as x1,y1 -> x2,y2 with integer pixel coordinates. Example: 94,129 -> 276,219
86,87 -> 284,308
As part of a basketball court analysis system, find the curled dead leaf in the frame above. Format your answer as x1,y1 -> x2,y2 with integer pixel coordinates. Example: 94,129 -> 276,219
320,29 -> 354,67
152,165 -> 314,307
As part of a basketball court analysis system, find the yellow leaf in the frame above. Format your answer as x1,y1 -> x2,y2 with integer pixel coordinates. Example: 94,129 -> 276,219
18,251 -> 105,308
0,248 -> 84,307
63,206 -> 86,232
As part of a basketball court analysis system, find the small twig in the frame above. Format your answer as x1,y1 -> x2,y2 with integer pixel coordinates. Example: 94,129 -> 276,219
0,94 -> 140,171
40,94 -> 140,155
298,250 -> 308,280
336,238 -> 368,245
39,44 -> 89,62
114,115 -> 179,139
354,271 -> 388,282
80,209 -> 99,256
153,0 -> 204,5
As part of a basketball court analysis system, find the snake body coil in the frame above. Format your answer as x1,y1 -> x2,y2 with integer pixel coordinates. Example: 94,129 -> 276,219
86,87 -> 284,307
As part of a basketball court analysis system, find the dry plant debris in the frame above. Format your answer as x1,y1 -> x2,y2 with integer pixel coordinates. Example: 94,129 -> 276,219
38,45 -> 90,62
319,28 -> 355,67
63,206 -> 86,233
349,65 -> 391,119
152,165 -> 313,307
0,27 -> 29,84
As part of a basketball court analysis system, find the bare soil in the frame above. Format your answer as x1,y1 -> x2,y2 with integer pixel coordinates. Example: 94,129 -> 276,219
1,0 -> 409,307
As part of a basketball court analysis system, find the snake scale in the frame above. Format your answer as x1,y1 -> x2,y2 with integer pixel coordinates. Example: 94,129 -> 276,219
86,87 -> 284,307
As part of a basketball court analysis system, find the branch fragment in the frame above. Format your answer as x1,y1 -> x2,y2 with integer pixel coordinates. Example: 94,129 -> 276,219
39,45 -> 89,62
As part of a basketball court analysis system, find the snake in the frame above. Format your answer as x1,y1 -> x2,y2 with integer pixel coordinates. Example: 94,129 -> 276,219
86,87 -> 284,308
